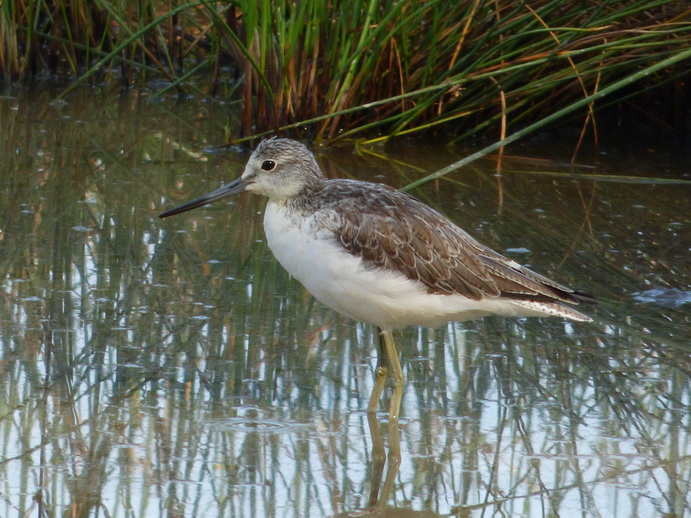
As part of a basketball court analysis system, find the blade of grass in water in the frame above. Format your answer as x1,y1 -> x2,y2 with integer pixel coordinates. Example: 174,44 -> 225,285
402,45 -> 691,191
54,1 -> 202,101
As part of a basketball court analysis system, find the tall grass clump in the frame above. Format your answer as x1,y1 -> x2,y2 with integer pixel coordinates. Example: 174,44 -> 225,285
2,0 -> 690,143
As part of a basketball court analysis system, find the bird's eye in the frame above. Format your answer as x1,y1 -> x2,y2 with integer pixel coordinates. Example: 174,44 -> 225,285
261,160 -> 276,171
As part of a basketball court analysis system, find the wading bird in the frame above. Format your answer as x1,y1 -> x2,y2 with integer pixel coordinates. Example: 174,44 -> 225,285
160,138 -> 594,419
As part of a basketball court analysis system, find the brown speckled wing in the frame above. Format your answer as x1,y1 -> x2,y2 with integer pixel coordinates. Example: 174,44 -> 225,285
309,180 -> 591,305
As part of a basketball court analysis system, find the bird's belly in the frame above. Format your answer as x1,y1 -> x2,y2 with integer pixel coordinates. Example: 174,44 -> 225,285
263,203 -> 530,329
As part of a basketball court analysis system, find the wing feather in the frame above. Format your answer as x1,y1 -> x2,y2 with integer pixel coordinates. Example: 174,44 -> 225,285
311,180 -> 592,306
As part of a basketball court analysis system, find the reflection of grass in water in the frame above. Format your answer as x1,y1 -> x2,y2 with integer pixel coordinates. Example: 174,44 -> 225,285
3,1 -> 690,142
0,96 -> 689,516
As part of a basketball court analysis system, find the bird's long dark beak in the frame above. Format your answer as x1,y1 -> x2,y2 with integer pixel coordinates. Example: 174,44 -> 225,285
159,177 -> 247,218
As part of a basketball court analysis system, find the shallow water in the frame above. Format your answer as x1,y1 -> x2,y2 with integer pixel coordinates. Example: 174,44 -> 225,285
0,88 -> 689,517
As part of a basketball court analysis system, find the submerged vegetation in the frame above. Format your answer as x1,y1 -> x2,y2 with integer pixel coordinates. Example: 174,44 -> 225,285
2,0 -> 690,142
0,91 -> 689,515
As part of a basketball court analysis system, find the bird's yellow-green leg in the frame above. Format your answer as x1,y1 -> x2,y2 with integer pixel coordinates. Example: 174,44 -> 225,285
366,412 -> 386,507
381,329 -> 403,421
368,327 -> 389,414
379,407 -> 401,507
368,329 -> 404,419
366,410 -> 401,509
